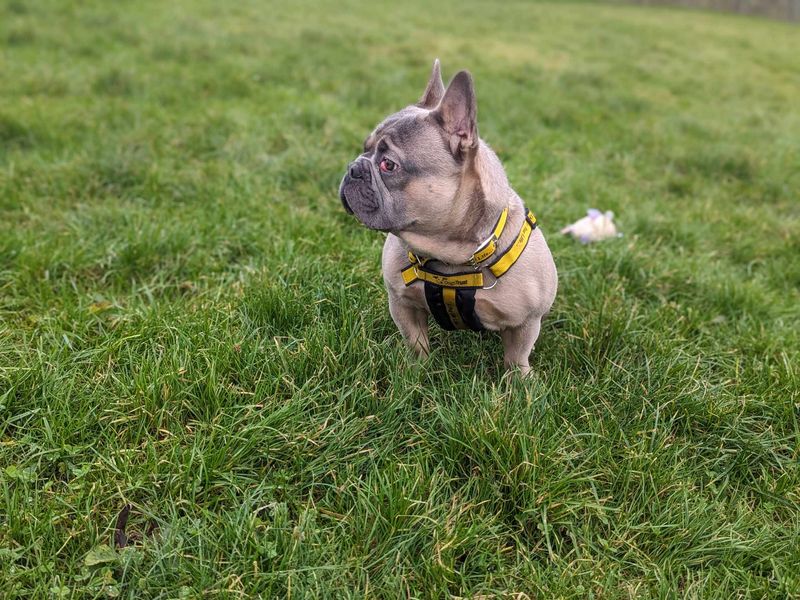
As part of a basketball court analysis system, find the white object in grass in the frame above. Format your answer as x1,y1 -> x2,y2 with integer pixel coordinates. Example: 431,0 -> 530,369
560,209 -> 620,243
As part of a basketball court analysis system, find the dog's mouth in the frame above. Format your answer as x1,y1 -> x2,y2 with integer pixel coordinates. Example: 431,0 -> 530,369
339,187 -> 354,214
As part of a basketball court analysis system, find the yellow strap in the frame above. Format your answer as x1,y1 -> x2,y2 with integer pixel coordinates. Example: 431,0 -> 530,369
470,239 -> 497,264
409,206 -> 510,268
401,265 -> 416,285
469,206 -> 509,265
402,208 -> 537,289
442,288 -> 466,329
401,264 -> 484,288
488,211 -> 536,278
492,206 -> 510,239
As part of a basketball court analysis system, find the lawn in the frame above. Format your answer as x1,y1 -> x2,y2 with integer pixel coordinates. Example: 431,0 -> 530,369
1,0 -> 799,597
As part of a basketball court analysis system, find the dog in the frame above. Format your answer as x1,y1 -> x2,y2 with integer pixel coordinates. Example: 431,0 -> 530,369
339,60 -> 557,375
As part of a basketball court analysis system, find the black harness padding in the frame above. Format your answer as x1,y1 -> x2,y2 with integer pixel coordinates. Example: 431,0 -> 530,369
424,283 -> 485,331
454,287 -> 484,331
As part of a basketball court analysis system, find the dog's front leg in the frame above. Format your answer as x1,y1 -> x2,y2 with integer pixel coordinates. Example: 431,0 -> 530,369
388,296 -> 430,357
500,317 -> 543,376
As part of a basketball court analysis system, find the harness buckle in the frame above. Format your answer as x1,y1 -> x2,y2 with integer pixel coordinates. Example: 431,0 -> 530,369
468,235 -> 496,269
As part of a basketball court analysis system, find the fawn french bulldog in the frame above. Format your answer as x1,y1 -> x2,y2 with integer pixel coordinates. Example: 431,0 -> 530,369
340,60 -> 557,375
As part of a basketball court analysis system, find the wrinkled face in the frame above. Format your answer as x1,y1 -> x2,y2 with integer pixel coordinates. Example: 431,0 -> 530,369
339,106 -> 461,233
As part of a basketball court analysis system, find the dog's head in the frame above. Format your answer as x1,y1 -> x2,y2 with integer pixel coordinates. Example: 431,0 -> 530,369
339,60 -> 480,235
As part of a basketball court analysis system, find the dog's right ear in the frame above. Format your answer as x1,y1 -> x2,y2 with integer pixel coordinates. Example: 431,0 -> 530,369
418,59 -> 445,109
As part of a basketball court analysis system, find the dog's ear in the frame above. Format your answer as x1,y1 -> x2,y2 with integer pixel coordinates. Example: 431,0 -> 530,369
418,59 -> 445,109
431,70 -> 478,156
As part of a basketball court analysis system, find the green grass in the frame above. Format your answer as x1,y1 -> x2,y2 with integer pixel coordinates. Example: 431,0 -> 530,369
1,0 -> 799,597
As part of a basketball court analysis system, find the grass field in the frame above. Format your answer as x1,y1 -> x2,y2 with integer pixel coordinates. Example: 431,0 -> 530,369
2,0 -> 800,597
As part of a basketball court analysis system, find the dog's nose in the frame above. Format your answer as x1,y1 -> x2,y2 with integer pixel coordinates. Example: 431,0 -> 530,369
348,160 -> 364,179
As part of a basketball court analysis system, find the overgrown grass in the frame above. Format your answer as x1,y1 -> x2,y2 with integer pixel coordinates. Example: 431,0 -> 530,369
1,0 -> 799,597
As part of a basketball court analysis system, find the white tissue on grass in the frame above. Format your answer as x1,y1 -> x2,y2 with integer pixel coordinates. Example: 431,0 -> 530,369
560,209 -> 622,243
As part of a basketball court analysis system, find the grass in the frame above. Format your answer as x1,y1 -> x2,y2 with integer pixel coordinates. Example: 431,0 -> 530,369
1,0 -> 799,597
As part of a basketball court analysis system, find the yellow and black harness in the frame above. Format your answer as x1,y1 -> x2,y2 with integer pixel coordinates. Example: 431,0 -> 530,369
401,206 -> 538,331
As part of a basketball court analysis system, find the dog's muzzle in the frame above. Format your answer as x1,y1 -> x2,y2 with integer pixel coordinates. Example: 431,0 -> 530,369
339,186 -> 353,214
340,157 -> 379,215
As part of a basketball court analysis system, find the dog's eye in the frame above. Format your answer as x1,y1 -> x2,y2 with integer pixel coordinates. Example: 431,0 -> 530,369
380,158 -> 397,173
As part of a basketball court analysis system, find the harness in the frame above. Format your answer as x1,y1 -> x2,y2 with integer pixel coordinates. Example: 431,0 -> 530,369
401,206 -> 538,331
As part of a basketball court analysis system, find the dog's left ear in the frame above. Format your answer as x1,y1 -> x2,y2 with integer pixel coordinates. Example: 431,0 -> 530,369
418,59 -> 445,108
431,70 -> 478,157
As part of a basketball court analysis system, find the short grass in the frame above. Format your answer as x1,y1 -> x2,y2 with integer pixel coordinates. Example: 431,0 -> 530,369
2,0 -> 799,598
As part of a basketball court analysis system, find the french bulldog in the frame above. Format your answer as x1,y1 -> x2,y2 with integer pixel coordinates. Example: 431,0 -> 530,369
339,60 -> 557,375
